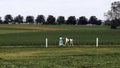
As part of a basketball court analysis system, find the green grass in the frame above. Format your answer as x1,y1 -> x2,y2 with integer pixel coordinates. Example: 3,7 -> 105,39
0,47 -> 120,68
0,24 -> 120,46
0,24 -> 120,68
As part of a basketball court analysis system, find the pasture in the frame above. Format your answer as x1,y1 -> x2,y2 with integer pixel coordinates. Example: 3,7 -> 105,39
0,24 -> 120,68
0,24 -> 120,46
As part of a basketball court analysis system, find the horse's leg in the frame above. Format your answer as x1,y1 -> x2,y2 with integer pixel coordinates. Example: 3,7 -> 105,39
65,42 -> 67,46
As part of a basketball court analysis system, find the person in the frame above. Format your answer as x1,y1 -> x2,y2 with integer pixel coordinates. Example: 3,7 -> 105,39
59,36 -> 64,46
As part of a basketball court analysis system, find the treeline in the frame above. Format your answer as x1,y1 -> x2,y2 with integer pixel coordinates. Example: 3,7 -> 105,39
105,1 -> 120,29
0,14 -> 102,25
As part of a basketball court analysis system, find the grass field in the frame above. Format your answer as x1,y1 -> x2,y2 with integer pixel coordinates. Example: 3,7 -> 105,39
0,24 -> 120,68
0,24 -> 120,46
0,47 -> 120,68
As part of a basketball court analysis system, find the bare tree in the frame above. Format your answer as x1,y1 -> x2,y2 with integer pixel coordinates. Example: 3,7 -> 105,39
105,1 -> 120,29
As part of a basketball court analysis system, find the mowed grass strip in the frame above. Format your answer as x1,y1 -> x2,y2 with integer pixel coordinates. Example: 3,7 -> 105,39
0,47 -> 120,68
0,30 -> 36,34
0,24 -> 68,30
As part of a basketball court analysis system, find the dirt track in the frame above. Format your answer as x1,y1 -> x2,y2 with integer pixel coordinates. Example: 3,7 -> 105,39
0,25 -> 68,30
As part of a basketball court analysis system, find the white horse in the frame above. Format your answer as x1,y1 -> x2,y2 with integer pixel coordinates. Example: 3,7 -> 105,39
65,37 -> 69,46
69,38 -> 73,46
65,37 -> 73,46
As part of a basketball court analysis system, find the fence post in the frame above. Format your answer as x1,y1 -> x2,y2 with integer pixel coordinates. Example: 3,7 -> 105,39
96,37 -> 98,47
46,38 -> 48,48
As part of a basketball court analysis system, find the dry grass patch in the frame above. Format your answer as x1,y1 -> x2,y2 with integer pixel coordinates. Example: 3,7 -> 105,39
0,25 -> 68,31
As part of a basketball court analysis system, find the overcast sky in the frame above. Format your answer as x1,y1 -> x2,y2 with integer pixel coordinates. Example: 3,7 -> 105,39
0,0 -> 116,20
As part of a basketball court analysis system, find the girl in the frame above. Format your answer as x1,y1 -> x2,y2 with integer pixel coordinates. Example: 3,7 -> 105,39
59,36 -> 64,46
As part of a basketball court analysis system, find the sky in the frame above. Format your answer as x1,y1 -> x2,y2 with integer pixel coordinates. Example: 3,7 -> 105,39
0,0 -> 117,20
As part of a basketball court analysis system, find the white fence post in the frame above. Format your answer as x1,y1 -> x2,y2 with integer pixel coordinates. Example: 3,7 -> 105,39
96,37 -> 98,47
46,38 -> 48,48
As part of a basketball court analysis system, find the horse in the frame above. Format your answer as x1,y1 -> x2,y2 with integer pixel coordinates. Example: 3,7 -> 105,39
65,37 -> 69,46
65,37 -> 73,46
69,38 -> 73,46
